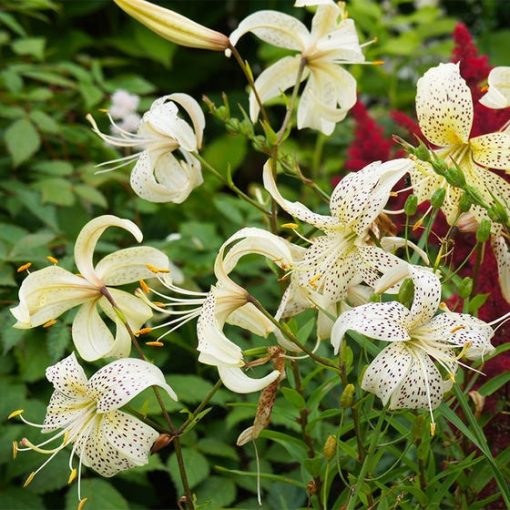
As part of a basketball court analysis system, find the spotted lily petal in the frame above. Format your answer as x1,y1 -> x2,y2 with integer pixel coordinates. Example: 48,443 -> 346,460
88,357 -> 176,413
407,266 -> 442,328
331,301 -> 411,354
492,235 -> 510,305
416,62 -> 473,146
469,132 -> 510,171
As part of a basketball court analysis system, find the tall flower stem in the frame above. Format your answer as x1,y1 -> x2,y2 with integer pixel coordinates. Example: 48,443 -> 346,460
247,294 -> 340,373
228,44 -> 270,124
346,406 -> 388,510
100,287 -> 195,510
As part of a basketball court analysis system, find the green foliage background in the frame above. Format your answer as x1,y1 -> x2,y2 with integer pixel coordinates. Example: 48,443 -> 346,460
1,1 -> 510,509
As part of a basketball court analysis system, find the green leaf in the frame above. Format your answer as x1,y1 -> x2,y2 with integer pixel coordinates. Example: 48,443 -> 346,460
2,68 -> 23,92
133,23 -> 176,68
46,321 -> 71,362
15,339 -> 53,383
166,375 -> 223,405
79,81 -> 104,108
202,135 -> 247,174
213,194 -> 244,224
105,74 -> 155,94
29,110 -> 59,134
168,448 -> 210,492
478,371 -> 510,397
65,479 -> 129,510
197,438 -> 238,461
75,184 -> 107,208
33,178 -> 75,206
195,476 -> 236,509
12,38 -> 45,60
0,12 -> 27,37
10,231 -> 54,257
5,118 -> 41,166
27,454 -> 70,494
280,387 -> 306,410
32,160 -> 73,176
1,316 -> 26,354
0,488 -> 44,510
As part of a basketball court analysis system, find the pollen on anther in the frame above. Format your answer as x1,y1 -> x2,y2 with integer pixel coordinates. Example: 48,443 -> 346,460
145,341 -> 164,347
23,471 -> 36,488
12,441 -> 18,459
145,264 -> 169,274
135,327 -> 153,336
47,256 -> 59,265
43,319 -> 57,328
17,262 -> 32,273
78,498 -> 88,510
139,280 -> 151,293
8,409 -> 24,420
68,468 -> 78,484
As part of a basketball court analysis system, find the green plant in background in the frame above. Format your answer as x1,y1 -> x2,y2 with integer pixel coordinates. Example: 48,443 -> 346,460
2,1 -> 510,510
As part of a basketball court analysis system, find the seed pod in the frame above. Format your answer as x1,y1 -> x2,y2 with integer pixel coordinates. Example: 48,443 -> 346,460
458,193 -> 472,213
404,195 -> 418,216
445,165 -> 466,187
339,383 -> 355,408
414,142 -> 432,162
323,435 -> 337,461
458,277 -> 473,299
487,201 -> 508,224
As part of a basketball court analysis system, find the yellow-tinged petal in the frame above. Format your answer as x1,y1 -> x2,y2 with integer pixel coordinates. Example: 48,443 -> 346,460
114,0 -> 229,51
416,63 -> 473,147
480,66 -> 510,109
470,132 -> 510,171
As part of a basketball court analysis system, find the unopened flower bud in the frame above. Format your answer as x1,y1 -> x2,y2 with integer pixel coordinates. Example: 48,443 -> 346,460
431,158 -> 448,176
413,142 -> 432,162
487,201 -> 508,224
398,278 -> 415,308
445,165 -> 466,187
151,433 -> 173,453
114,0 -> 229,51
339,383 -> 355,408
458,193 -> 472,213
476,219 -> 492,243
458,277 -> 473,299
431,187 -> 446,208
457,212 -> 479,233
404,194 -> 418,216
323,435 -> 337,461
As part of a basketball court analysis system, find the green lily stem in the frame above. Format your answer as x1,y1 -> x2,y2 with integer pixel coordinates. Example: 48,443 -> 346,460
346,406 -> 388,510
291,361 -> 324,510
196,154 -> 271,216
228,44 -> 270,125
276,57 -> 307,144
247,295 -> 340,372
99,287 -> 195,510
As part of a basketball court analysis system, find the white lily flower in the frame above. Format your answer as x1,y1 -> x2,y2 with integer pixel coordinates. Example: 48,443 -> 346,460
88,94 -> 205,204
10,215 -> 171,361
12,353 -> 176,504
491,235 -> 510,305
264,159 -> 414,326
412,63 -> 510,225
114,0 -> 229,51
480,67 -> 510,109
137,228 -> 299,393
331,266 -> 494,430
229,2 -> 365,134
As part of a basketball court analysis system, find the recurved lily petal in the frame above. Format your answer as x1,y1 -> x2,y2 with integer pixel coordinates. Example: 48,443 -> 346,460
263,161 -> 339,229
331,301 -> 411,354
227,303 -> 275,338
229,10 -> 310,51
480,66 -> 510,109
361,342 -> 413,406
166,93 -> 206,148
416,63 -> 473,147
95,246 -> 170,286
389,350 -> 451,411
218,366 -> 281,394
88,357 -> 176,412
492,235 -> 510,305
113,0 -> 229,51
74,215 -> 143,287
10,266 -> 97,329
249,55 -> 304,122
45,352 -> 88,399
415,312 -> 495,360
469,132 -> 510,171
314,19 -> 364,61
408,266 -> 442,328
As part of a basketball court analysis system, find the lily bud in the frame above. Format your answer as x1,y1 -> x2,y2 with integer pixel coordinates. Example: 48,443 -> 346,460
458,277 -> 473,299
339,383 -> 355,408
476,219 -> 492,243
413,141 -> 432,162
487,200 -> 509,225
114,0 -> 229,51
323,435 -> 337,461
458,193 -> 472,214
431,188 -> 446,208
445,165 -> 466,187
404,194 -> 418,216
457,212 -> 479,233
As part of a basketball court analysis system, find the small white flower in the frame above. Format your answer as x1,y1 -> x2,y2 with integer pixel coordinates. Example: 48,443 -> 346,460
112,112 -> 142,135
88,94 -> 205,204
109,90 -> 140,120
10,215 -> 171,361
331,266 -> 494,429
480,66 -> 510,109
229,2 -> 365,134
412,63 -> 510,225
12,353 -> 176,503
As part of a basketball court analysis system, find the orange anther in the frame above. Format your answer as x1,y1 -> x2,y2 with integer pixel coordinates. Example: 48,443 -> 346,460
17,262 -> 32,273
